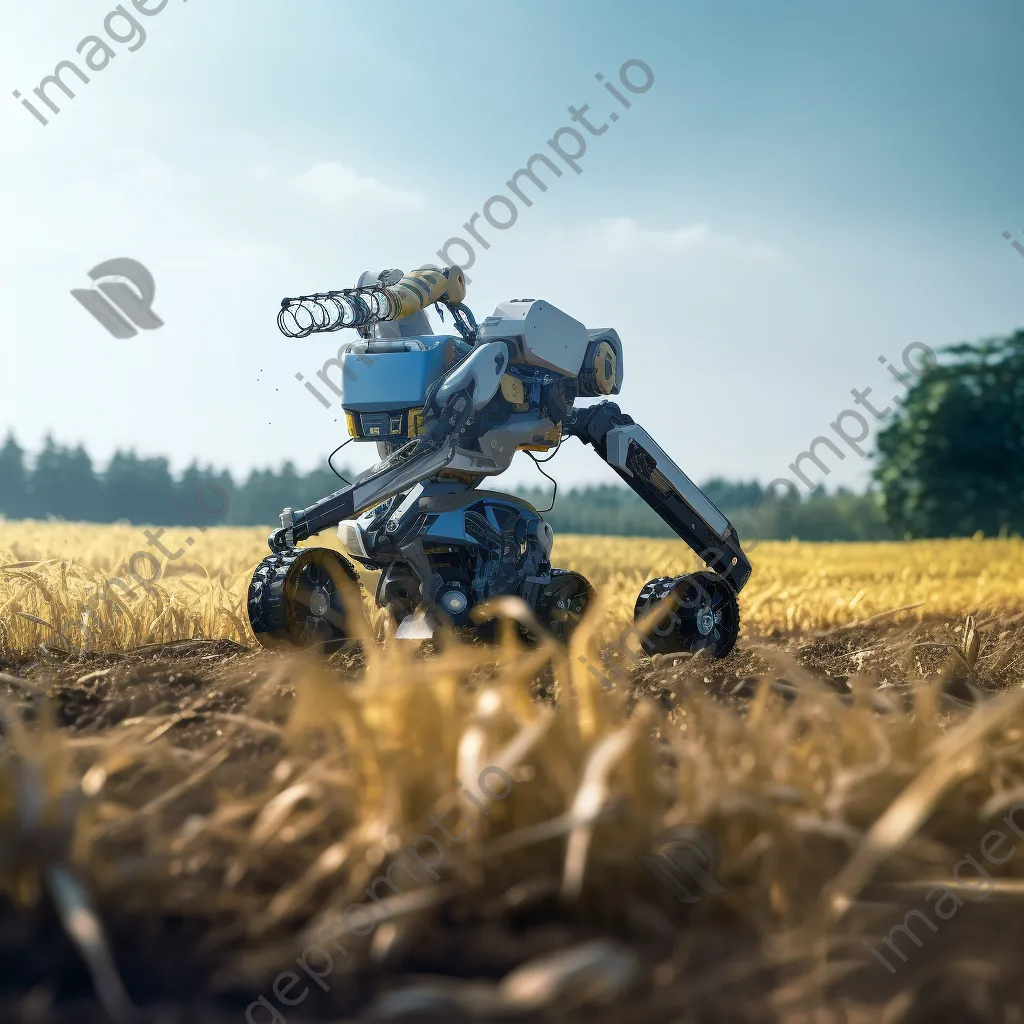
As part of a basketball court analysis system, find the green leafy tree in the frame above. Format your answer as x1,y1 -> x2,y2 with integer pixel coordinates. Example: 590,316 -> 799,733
874,331 -> 1024,537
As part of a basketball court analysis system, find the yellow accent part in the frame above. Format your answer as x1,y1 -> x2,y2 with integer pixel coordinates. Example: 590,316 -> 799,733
387,266 -> 467,319
439,469 -> 476,483
408,407 -> 425,436
517,423 -> 562,452
593,341 -> 617,394
500,374 -> 525,405
650,468 -> 672,495
345,412 -> 360,437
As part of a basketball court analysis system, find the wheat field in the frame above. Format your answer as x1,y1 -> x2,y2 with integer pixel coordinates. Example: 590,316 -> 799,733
2,519 -> 1023,653
1,520 -> 1024,1023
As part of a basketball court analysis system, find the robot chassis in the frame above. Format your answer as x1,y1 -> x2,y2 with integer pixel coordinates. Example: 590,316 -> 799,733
247,266 -> 752,656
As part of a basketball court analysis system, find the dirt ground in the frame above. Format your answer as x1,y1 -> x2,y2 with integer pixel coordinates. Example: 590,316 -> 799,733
3,615 -> 1023,1023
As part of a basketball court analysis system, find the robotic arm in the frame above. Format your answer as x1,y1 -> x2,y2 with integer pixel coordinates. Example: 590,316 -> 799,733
277,266 -> 471,339
566,402 -> 752,594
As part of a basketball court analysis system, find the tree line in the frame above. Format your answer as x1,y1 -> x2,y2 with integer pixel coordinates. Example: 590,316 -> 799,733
516,481 -> 893,542
0,436 -> 349,530
0,434 -> 891,540
1,329 -> 1020,539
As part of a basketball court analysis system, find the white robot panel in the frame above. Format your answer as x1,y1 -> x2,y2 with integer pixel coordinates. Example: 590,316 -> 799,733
477,299 -> 591,377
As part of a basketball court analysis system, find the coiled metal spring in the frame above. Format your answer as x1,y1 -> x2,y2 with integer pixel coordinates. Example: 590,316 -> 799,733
277,284 -> 404,338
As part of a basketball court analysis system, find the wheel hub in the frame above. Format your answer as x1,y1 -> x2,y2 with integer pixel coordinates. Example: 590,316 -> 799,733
696,604 -> 715,636
526,569 -> 594,645
441,589 -> 468,615
308,589 -> 330,617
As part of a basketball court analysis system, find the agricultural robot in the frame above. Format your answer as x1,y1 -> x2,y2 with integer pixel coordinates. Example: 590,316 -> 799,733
247,267 -> 752,655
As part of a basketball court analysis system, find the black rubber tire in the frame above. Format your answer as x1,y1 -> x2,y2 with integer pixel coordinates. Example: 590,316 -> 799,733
532,568 -> 594,644
247,547 -> 366,652
634,570 -> 740,658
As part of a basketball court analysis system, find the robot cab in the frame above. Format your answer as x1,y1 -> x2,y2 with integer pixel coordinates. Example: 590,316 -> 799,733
338,334 -> 471,452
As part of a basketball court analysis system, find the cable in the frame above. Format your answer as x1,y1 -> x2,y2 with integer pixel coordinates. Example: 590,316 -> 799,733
528,435 -> 561,464
449,302 -> 478,343
526,435 -> 562,513
328,437 -> 355,484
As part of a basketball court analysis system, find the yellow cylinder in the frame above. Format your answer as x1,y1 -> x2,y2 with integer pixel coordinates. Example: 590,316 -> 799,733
384,266 -> 467,319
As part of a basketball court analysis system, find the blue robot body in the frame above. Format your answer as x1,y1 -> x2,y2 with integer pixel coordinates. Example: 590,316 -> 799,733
339,335 -> 470,441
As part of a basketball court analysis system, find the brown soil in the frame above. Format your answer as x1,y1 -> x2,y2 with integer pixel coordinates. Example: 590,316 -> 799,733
1,618 -> 1023,1024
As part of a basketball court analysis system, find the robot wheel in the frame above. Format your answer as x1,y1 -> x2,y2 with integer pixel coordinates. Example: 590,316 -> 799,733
247,547 -> 367,652
532,568 -> 595,644
634,570 -> 740,659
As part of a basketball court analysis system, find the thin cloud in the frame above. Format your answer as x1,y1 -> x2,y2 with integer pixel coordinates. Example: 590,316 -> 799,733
559,217 -> 783,265
290,162 -> 426,214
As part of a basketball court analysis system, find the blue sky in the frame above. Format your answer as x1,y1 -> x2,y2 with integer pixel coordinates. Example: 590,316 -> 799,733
2,0 -> 1022,495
